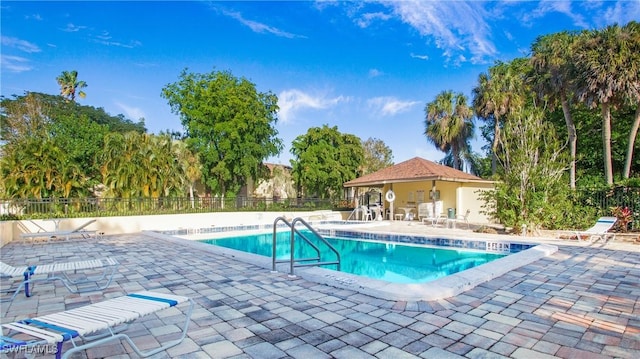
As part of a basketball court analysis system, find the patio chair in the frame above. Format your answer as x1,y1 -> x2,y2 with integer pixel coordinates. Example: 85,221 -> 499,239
453,209 -> 471,229
20,219 -> 99,242
0,291 -> 194,359
361,205 -> 373,221
1,257 -> 119,302
573,216 -> 618,243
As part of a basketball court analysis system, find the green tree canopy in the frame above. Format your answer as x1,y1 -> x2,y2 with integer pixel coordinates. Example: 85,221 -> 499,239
481,107 -> 574,233
97,132 -> 198,198
290,125 -> 364,199
0,92 -> 147,199
472,59 -> 528,175
573,22 -> 640,184
161,69 -> 283,196
424,90 -> 475,171
361,137 -> 393,175
530,31 -> 580,189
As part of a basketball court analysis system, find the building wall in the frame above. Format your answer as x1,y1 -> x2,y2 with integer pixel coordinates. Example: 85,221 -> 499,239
377,180 -> 494,224
457,182 -> 495,223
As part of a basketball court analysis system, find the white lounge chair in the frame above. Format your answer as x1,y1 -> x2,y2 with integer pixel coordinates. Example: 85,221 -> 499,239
1,257 -> 119,301
20,219 -> 99,242
422,213 -> 447,227
0,291 -> 193,359
573,216 -> 618,243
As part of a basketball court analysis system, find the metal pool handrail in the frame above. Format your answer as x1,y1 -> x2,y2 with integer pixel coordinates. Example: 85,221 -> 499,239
272,216 -> 321,270
272,216 -> 341,276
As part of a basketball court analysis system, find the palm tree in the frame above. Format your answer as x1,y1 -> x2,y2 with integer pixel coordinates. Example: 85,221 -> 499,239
530,31 -> 580,188
56,70 -> 87,101
472,60 -> 526,175
174,141 -> 202,208
573,23 -> 640,184
424,91 -> 474,171
620,21 -> 640,179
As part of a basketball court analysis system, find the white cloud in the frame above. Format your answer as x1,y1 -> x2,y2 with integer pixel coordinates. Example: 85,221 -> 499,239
223,10 -> 306,39
25,14 -> 42,21
115,101 -> 146,121
524,0 -> 589,28
363,1 -> 496,64
368,68 -> 383,78
1,54 -> 33,72
410,53 -> 428,60
61,23 -> 86,32
278,89 -> 347,124
601,0 -> 640,27
367,97 -> 420,117
91,31 -> 142,48
1,36 -> 41,53
356,11 -> 392,28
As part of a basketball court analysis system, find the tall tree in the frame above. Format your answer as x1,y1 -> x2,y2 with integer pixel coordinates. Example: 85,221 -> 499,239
424,90 -> 474,171
482,107 -> 569,233
0,92 -> 109,199
620,21 -> 640,179
472,60 -> 527,175
290,125 -> 364,199
162,69 -> 283,196
573,22 -> 640,184
56,70 -> 87,101
530,31 -> 580,189
361,137 -> 393,175
98,132 -> 194,198
174,140 -> 202,207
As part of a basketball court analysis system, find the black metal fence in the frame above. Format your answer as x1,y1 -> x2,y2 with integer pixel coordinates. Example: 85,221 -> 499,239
577,186 -> 640,229
3,187 -> 639,225
0,196 -> 334,219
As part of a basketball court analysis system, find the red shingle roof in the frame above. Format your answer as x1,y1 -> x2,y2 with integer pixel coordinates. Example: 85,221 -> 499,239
344,157 -> 489,187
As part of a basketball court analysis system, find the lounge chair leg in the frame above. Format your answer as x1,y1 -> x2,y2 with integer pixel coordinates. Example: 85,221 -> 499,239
24,271 -> 32,297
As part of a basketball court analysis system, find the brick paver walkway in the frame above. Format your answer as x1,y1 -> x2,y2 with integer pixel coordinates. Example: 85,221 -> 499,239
1,232 -> 639,358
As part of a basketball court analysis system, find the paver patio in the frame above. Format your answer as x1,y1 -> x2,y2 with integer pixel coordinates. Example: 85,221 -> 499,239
1,225 -> 639,358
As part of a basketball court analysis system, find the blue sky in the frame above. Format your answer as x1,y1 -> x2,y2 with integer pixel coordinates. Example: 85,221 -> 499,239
2,1 -> 639,166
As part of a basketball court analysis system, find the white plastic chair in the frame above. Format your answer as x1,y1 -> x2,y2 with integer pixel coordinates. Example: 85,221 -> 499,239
361,205 -> 373,221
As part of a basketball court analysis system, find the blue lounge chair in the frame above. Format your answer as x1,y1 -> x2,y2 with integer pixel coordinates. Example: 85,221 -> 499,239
0,291 -> 193,359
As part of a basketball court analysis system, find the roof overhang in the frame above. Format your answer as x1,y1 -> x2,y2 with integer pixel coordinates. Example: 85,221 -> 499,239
343,176 -> 496,188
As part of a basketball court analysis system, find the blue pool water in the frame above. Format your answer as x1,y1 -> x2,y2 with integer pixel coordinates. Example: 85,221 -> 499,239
199,231 -> 506,284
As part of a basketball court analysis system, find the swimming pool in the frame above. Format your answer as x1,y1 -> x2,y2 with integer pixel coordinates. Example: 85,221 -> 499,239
198,231 -> 506,284
150,223 -> 557,301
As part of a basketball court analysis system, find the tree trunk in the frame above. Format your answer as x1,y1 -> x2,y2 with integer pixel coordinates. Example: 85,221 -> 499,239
491,119 -> 500,175
189,183 -> 195,209
623,106 -> 640,178
453,145 -> 460,171
602,103 -> 614,186
561,95 -> 577,189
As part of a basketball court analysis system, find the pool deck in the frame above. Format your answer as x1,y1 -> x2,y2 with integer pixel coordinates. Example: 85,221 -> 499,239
1,221 -> 639,358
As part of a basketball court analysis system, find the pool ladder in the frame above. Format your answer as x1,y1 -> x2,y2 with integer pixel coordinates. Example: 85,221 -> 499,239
272,216 -> 341,277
